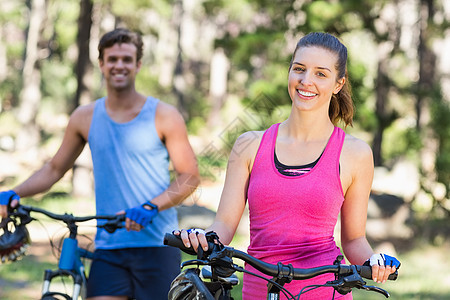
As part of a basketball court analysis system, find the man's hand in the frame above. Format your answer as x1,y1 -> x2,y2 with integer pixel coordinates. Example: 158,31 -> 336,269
124,201 -> 158,231
0,190 -> 20,219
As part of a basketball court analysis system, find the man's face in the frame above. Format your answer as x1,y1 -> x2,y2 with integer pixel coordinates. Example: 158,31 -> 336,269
99,43 -> 141,91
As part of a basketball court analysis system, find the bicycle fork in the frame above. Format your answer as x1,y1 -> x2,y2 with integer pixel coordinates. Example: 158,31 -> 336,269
41,237 -> 85,299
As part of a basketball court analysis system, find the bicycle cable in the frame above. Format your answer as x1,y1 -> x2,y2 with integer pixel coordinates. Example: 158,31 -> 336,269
297,284 -> 334,300
233,264 -> 296,299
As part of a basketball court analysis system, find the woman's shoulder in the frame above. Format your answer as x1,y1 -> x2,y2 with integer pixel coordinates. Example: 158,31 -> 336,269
233,130 -> 264,152
227,130 -> 265,173
342,132 -> 373,163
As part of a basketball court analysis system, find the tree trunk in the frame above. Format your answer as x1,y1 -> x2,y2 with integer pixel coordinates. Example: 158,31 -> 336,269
207,48 -> 229,128
172,0 -> 187,117
15,0 -> 46,152
417,0 -> 438,181
371,2 -> 403,167
0,28 -> 7,83
0,27 -> 7,112
73,0 -> 94,111
372,52 -> 391,167
72,0 -> 94,198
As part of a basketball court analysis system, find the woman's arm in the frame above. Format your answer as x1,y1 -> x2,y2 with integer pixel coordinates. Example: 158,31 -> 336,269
340,136 -> 396,283
180,131 -> 262,252
340,136 -> 374,264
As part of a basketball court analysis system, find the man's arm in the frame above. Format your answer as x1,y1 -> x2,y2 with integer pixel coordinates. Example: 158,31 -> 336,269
0,106 -> 90,218
152,102 -> 200,211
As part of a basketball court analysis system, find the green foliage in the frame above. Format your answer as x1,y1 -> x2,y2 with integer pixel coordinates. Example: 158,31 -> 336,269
51,0 -> 79,56
135,67 -> 165,100
430,89 -> 450,198
0,111 -> 21,137
197,152 -> 228,180
219,32 -> 273,72
0,74 -> 22,109
383,125 -> 422,163
40,60 -> 77,112
0,0 -> 448,224
304,1 -> 344,32
0,1 -> 27,28
187,116 -> 207,135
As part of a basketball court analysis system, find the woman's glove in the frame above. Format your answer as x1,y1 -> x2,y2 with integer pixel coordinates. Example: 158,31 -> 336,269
0,190 -> 20,206
369,253 -> 401,268
125,201 -> 158,227
366,253 -> 401,283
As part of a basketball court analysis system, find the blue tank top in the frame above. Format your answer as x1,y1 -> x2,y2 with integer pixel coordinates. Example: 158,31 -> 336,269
88,96 -> 178,249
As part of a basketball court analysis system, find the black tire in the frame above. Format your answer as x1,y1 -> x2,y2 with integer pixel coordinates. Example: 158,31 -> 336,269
168,271 -> 198,300
41,292 -> 72,300
168,269 -> 219,300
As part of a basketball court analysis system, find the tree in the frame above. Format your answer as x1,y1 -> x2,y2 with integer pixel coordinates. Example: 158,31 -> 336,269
72,0 -> 94,198
73,0 -> 94,111
15,0 -> 47,151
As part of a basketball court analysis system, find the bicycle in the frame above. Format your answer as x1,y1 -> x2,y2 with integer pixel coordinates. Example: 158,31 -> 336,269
163,231 -> 399,300
0,204 -> 125,300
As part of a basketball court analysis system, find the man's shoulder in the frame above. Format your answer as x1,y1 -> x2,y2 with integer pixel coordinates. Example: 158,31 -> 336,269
155,100 -> 185,125
155,100 -> 179,115
68,103 -> 96,131
153,100 -> 187,137
72,102 -> 96,118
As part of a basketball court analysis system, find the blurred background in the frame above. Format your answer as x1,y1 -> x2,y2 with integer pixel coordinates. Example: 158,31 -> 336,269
0,0 -> 449,299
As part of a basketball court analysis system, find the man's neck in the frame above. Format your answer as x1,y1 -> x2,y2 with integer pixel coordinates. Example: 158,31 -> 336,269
106,88 -> 144,109
104,89 -> 147,123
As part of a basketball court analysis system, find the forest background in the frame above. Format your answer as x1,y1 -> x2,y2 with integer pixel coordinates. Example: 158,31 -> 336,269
0,0 -> 449,299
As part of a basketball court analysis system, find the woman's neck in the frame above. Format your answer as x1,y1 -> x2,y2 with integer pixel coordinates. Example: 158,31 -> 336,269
282,112 -> 334,142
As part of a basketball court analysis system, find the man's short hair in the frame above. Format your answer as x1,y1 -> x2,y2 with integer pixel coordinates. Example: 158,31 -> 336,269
98,28 -> 144,62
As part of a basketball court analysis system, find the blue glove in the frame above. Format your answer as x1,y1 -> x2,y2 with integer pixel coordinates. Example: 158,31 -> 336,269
0,190 -> 20,206
382,254 -> 401,268
125,201 -> 158,227
369,253 -> 401,268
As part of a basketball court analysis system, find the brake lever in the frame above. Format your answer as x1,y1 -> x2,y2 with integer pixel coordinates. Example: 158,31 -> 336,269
360,285 -> 390,298
181,259 -> 210,268
101,216 -> 125,233
8,205 -> 34,226
329,272 -> 390,298
328,265 -> 367,295
328,275 -> 366,295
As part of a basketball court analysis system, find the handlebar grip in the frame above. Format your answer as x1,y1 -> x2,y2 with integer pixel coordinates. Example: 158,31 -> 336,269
163,233 -> 198,256
360,265 -> 398,281
102,215 -> 126,233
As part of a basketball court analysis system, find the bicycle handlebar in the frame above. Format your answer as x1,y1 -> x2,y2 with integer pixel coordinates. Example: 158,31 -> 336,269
11,204 -> 125,233
163,233 -> 398,281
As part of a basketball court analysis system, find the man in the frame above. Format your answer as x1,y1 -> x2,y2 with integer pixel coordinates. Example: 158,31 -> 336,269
0,28 -> 200,299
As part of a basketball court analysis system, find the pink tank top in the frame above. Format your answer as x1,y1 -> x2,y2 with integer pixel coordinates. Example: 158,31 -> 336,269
243,123 -> 352,299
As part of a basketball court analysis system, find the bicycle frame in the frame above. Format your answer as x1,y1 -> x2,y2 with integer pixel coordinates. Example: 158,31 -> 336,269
41,227 -> 93,299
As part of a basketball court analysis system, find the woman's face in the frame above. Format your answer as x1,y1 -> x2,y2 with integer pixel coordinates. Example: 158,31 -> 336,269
288,46 -> 344,114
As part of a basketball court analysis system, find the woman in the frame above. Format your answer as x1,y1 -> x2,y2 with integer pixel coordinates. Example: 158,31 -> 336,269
178,32 -> 400,299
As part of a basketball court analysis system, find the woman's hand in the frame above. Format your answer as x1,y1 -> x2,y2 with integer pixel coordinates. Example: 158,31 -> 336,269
174,228 -> 209,252
369,253 -> 401,283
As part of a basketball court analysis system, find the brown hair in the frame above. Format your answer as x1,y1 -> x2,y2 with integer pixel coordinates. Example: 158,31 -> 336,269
289,32 -> 354,127
98,28 -> 144,63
